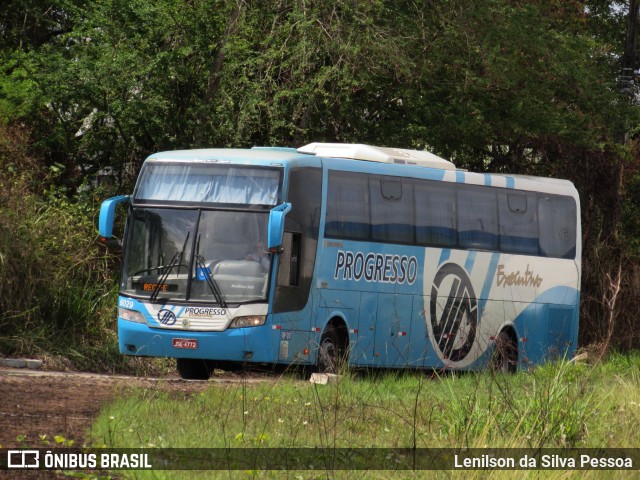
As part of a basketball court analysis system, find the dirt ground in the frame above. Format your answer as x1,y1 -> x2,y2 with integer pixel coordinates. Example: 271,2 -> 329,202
0,366 -> 286,479
0,367 -> 241,449
0,367 -> 209,478
0,365 -> 299,449
1,366 -> 300,478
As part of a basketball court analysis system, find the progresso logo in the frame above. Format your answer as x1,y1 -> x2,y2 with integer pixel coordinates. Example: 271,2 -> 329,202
157,309 -> 177,326
333,250 -> 418,285
429,263 -> 477,362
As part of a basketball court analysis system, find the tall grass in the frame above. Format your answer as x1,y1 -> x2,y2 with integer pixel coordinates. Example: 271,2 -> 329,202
88,353 -> 640,478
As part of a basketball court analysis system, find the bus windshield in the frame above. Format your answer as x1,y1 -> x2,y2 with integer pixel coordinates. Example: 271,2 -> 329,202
122,208 -> 270,304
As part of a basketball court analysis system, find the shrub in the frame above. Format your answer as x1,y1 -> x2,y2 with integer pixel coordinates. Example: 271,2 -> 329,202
0,124 -> 165,373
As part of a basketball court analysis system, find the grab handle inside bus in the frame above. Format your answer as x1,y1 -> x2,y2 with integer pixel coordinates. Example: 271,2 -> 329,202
268,202 -> 292,252
99,195 -> 131,243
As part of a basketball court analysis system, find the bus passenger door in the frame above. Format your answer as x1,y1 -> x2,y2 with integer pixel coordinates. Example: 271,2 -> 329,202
373,294 -> 414,367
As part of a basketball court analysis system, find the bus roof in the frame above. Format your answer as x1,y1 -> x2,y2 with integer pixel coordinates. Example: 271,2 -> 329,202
297,143 -> 457,170
142,144 -> 577,197
146,148 -> 301,163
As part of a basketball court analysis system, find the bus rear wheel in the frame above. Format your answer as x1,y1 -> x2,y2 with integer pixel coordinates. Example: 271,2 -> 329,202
176,358 -> 211,380
490,331 -> 518,373
317,324 -> 347,374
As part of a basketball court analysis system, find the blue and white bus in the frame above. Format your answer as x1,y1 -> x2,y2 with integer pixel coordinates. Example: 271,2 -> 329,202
99,143 -> 580,379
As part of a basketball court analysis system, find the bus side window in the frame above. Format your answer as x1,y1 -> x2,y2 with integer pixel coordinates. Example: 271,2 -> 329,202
538,195 -> 577,259
326,171 -> 370,240
498,191 -> 538,255
277,232 -> 301,287
415,183 -> 456,248
458,186 -> 498,251
370,177 -> 414,244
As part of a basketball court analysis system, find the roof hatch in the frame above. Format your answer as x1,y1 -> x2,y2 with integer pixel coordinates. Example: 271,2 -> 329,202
298,143 -> 456,170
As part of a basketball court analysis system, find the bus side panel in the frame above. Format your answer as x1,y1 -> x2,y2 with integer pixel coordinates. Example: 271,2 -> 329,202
423,249 -> 503,370
508,302 -> 546,367
268,310 -> 312,365
422,250 -> 578,370
546,305 -> 576,361
478,299 -> 506,367
410,296 -> 435,369
353,292 -> 377,366
510,288 -> 579,366
372,293 -> 414,367
314,237 -> 579,372
316,239 -> 425,369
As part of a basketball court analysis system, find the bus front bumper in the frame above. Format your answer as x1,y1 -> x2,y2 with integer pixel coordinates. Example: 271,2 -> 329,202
118,318 -> 277,363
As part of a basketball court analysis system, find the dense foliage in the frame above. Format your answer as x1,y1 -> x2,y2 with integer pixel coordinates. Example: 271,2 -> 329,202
1,0 -> 639,367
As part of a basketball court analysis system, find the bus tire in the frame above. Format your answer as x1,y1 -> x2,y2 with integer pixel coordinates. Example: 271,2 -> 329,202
317,324 -> 347,374
176,358 -> 211,380
490,331 -> 518,373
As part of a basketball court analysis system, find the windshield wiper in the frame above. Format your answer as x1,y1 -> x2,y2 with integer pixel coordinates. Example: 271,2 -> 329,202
195,235 -> 227,308
132,264 -> 177,277
151,231 -> 190,301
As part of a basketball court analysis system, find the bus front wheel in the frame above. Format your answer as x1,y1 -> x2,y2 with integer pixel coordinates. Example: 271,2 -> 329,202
176,358 -> 211,380
490,331 -> 518,373
317,324 -> 347,374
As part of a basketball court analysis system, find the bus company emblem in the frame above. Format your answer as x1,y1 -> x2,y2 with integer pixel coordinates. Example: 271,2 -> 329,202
429,263 -> 478,362
157,309 -> 177,326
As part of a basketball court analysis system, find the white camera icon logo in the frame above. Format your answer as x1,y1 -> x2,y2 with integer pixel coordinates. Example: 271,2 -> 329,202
7,450 -> 40,469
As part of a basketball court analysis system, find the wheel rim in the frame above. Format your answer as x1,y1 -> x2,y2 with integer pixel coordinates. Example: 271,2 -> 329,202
492,333 -> 516,373
318,338 -> 337,373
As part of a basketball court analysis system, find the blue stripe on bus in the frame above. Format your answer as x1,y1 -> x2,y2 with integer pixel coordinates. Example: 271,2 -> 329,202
506,177 -> 515,189
484,175 -> 491,186
456,171 -> 465,183
465,251 -> 477,272
478,252 -> 501,316
438,249 -> 451,265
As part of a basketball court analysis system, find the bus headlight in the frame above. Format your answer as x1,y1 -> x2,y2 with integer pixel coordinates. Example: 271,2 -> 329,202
118,307 -> 146,324
229,315 -> 266,328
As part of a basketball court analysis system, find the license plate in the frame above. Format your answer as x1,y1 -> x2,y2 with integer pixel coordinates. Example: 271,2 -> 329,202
172,338 -> 198,349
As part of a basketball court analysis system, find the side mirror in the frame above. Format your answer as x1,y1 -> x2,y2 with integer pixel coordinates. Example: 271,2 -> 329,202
99,195 -> 130,240
267,202 -> 292,251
